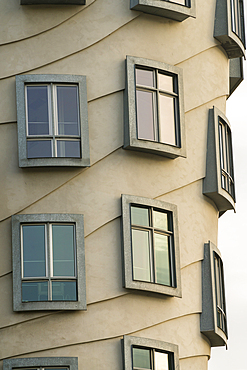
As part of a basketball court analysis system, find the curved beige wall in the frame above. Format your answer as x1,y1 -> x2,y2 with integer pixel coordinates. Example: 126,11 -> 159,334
0,0 -> 229,369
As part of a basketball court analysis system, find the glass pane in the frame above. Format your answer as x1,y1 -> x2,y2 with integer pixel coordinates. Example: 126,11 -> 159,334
45,368 -> 68,370
52,281 -> 77,301
26,86 -> 49,135
136,69 -> 154,87
154,233 -> 170,286
22,225 -> 46,277
27,140 -> 52,158
158,73 -> 173,93
56,140 -> 81,158
171,0 -> 186,4
159,95 -> 176,146
131,206 -> 149,227
56,86 -> 80,136
132,229 -> 151,282
136,90 -> 155,141
155,351 -> 169,370
22,281 -> 48,302
133,348 -> 151,369
52,224 -> 75,277
153,210 -> 169,231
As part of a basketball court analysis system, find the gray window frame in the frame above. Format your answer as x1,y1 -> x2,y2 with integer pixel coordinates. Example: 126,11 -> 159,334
3,358 -> 78,370
122,335 -> 179,370
229,57 -> 244,96
214,0 -> 245,58
12,213 -> 86,311
124,56 -> 186,159
21,0 -> 85,4
16,74 -> 90,168
203,106 -> 235,216
130,0 -> 196,22
121,194 -> 182,298
200,241 -> 228,347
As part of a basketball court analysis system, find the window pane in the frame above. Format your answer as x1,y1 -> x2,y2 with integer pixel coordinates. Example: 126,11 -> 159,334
136,69 -> 154,87
133,348 -> 151,369
159,95 -> 176,146
26,86 -> 49,135
171,0 -> 186,4
131,206 -> 149,227
22,281 -> 48,302
155,351 -> 169,370
22,225 -> 46,277
158,73 -> 174,93
52,225 -> 75,277
153,210 -> 169,231
27,140 -> 52,158
154,233 -> 171,286
57,86 -> 80,136
56,140 -> 81,158
52,281 -> 77,301
136,90 -> 155,141
132,229 -> 151,282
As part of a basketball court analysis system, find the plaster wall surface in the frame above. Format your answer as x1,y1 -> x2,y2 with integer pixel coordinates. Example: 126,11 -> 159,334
0,0 -> 230,369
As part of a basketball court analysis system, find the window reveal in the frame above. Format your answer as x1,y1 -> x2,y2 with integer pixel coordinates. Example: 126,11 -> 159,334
214,253 -> 227,335
135,68 -> 180,147
130,205 -> 175,287
21,223 -> 77,302
25,84 -> 81,159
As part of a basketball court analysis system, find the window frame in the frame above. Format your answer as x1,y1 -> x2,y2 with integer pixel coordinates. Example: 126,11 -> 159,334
16,74 -> 90,168
214,0 -> 245,58
124,56 -> 186,159
200,241 -> 228,347
21,0 -> 86,4
203,106 -> 235,216
229,57 -> 244,96
121,194 -> 182,298
12,213 -> 86,311
3,358 -> 78,370
130,0 -> 196,22
122,336 -> 179,370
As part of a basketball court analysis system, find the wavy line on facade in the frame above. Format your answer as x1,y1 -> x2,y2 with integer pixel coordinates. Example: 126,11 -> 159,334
0,312 -> 202,360
0,0 -> 97,47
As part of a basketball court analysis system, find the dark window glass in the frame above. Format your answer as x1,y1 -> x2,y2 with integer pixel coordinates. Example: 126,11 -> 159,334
133,348 -> 151,369
52,281 -> 77,301
27,86 -> 49,135
27,140 -> 52,158
22,225 -> 46,277
56,140 -> 81,158
52,225 -> 75,277
22,281 -> 48,302
57,86 -> 80,136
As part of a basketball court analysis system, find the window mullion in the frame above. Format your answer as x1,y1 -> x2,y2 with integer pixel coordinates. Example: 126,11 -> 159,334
47,223 -> 52,301
150,208 -> 156,284
155,69 -> 160,143
50,83 -> 56,158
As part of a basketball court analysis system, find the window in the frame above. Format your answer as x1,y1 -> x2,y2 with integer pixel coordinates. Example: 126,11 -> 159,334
124,56 -> 186,159
121,194 -> 181,297
21,0 -> 85,4
123,336 -> 179,370
203,107 -> 235,216
16,74 -> 90,167
3,358 -> 78,370
200,241 -> 228,347
130,0 -> 196,22
229,57 -> 243,96
214,0 -> 245,58
12,214 -> 86,311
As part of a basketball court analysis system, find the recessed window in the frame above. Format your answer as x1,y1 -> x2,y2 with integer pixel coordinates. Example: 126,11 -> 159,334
130,0 -> 196,22
121,195 -> 181,297
203,107 -> 235,216
12,214 -> 86,311
123,336 -> 179,370
124,56 -> 186,159
3,358 -> 78,370
16,74 -> 90,167
201,242 -> 228,347
214,0 -> 245,58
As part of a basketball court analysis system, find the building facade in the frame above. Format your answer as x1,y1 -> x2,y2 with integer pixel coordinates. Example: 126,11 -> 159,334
0,0 -> 245,370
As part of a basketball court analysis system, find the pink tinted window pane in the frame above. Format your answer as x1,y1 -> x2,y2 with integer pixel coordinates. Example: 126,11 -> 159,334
136,90 -> 155,141
159,95 -> 176,145
158,73 -> 174,93
136,69 -> 154,87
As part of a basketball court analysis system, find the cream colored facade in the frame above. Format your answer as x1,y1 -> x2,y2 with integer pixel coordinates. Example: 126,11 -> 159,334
0,0 -> 242,369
